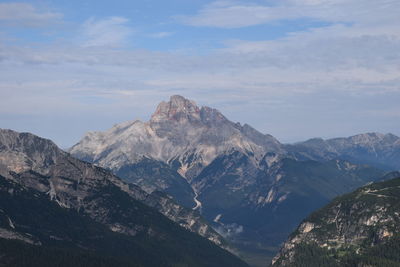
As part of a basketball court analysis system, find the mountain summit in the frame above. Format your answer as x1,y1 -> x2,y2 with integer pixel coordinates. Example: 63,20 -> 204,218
150,95 -> 232,127
70,96 -> 390,266
0,97 -> 396,267
70,95 -> 283,181
151,95 -> 202,123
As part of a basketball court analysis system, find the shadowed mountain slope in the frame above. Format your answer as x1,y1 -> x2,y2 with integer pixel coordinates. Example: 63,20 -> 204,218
70,96 -> 392,266
272,172 -> 400,267
0,129 -> 248,267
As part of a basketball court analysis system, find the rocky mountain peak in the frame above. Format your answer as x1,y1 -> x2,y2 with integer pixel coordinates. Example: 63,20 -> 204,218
348,132 -> 388,143
151,95 -> 201,123
0,129 -> 58,152
0,129 -> 228,249
199,106 -> 229,126
70,95 -> 284,179
0,129 -> 61,175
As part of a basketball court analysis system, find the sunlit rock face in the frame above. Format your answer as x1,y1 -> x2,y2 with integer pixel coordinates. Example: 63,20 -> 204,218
69,95 -> 285,215
272,173 -> 400,267
0,129 -> 225,248
70,95 -> 387,264
70,95 -> 283,182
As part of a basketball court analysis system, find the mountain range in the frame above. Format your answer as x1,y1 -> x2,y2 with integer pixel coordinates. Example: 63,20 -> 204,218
287,133 -> 400,170
0,129 -> 248,267
70,95 -> 399,266
272,171 -> 400,266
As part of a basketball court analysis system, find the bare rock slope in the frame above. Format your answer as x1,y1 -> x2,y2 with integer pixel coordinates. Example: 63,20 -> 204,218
0,129 -> 227,250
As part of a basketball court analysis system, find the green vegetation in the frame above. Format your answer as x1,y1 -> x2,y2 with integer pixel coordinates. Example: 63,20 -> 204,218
116,158 -> 196,208
191,151 -> 385,267
273,175 -> 400,267
0,175 -> 248,267
290,243 -> 339,267
283,236 -> 400,267
0,238 -> 140,267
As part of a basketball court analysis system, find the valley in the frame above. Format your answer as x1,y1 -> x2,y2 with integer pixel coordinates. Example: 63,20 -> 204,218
70,95 -> 399,266
2,1 -> 398,265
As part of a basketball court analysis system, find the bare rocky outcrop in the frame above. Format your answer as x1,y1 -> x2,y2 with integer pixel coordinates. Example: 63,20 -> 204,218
0,129 -> 225,247
69,96 -> 389,265
272,174 -> 400,266
70,95 -> 283,181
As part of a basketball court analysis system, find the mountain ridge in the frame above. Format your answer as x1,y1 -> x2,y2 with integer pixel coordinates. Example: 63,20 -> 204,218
70,95 -> 284,181
0,128 -> 231,251
70,95 -> 394,267
271,172 -> 400,266
287,132 -> 400,170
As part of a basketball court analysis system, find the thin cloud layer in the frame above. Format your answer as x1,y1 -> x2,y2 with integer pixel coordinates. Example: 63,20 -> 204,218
178,0 -> 400,29
0,0 -> 399,146
81,17 -> 133,47
0,2 -> 62,27
148,32 -> 175,38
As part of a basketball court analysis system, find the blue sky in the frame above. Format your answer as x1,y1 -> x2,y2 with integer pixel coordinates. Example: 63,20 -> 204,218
1,0 -> 400,147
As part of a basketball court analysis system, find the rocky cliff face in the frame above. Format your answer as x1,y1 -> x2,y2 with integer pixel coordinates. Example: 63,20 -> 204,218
272,172 -> 400,267
0,129 -> 225,248
70,95 -> 283,181
70,96 -> 391,266
193,153 -> 383,248
0,173 -> 247,267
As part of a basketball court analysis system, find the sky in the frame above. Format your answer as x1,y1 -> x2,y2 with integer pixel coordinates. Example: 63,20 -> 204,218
1,0 -> 399,148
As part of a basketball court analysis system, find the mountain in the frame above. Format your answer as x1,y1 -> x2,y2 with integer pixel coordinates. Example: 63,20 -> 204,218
70,95 -> 387,266
0,129 -> 248,267
115,157 -> 197,208
286,133 -> 400,170
271,172 -> 400,267
70,94 -> 283,183
193,155 -> 383,243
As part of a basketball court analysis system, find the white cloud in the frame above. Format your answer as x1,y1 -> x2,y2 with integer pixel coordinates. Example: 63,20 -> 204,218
148,32 -> 174,38
81,17 -> 133,47
1,33 -> 399,95
177,2 -> 281,28
1,1 -> 400,145
221,26 -> 400,72
178,0 -> 400,29
1,42 -> 399,145
0,2 -> 62,27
